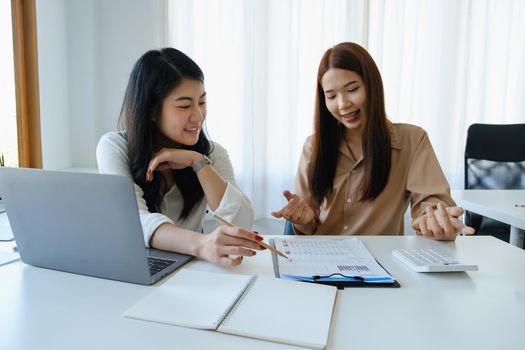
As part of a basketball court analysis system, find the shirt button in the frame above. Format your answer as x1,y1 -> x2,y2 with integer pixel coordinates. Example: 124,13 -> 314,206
346,198 -> 352,203
351,170 -> 355,174
343,225 -> 348,230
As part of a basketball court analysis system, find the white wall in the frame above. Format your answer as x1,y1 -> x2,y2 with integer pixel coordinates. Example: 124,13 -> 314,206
36,0 -> 166,169
36,0 -> 71,170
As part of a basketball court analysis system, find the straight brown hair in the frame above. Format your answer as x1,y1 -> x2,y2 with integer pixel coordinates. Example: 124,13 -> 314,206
309,42 -> 391,206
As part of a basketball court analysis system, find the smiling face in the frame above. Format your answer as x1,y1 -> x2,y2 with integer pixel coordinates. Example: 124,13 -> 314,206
156,78 -> 207,146
321,68 -> 366,133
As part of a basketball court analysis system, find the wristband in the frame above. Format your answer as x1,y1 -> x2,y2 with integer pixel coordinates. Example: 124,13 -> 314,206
192,154 -> 212,173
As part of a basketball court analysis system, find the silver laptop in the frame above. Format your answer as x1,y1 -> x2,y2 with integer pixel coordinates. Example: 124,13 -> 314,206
0,167 -> 193,285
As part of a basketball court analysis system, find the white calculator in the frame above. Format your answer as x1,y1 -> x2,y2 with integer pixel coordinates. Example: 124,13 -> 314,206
392,248 -> 478,272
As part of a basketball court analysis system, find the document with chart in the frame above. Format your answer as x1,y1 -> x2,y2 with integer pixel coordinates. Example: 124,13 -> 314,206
271,237 -> 398,287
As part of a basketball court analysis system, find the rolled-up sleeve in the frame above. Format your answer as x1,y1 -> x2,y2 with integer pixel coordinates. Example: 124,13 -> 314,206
207,143 -> 254,229
96,132 -> 174,246
406,130 -> 456,219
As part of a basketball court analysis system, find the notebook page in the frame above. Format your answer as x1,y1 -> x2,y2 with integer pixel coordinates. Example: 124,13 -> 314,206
124,269 -> 253,329
218,275 -> 337,350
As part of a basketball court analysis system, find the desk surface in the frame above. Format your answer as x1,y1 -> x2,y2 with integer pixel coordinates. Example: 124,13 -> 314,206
452,189 -> 525,230
0,212 -> 13,242
0,235 -> 524,350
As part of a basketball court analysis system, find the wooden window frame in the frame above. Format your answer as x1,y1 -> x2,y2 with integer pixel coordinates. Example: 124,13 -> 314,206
11,0 -> 42,168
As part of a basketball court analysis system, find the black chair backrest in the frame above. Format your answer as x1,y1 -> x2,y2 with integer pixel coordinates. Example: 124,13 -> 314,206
464,123 -> 525,190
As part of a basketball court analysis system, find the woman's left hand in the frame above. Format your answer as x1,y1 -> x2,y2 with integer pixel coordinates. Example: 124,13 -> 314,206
411,202 -> 475,241
146,148 -> 200,182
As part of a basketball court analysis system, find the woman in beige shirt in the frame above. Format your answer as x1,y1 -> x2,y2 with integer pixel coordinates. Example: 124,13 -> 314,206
272,42 -> 474,240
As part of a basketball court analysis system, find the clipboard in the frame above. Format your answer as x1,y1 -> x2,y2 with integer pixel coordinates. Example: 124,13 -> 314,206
270,238 -> 400,289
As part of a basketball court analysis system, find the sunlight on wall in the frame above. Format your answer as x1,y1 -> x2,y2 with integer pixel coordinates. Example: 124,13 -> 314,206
0,1 -> 18,167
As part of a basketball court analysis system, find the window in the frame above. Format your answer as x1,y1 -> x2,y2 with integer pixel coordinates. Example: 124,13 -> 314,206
168,0 -> 366,217
0,0 -> 18,167
1,0 -> 42,169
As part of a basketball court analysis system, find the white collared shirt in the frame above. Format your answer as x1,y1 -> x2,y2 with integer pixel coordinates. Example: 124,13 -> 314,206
96,132 -> 254,246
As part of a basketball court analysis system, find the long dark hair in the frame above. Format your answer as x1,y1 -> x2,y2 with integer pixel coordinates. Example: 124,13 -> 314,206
309,42 -> 391,205
119,48 -> 212,219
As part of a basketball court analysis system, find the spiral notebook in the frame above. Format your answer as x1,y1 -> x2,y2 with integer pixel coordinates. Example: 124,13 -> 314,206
124,268 -> 337,349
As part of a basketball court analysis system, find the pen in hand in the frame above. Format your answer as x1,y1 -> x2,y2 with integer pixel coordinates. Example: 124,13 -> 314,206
206,210 -> 289,259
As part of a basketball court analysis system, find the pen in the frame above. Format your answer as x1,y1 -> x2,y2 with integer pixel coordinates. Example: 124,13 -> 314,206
206,211 -> 289,259
515,204 -> 525,208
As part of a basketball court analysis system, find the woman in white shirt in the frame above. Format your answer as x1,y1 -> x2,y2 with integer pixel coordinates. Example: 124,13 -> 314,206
97,48 -> 263,267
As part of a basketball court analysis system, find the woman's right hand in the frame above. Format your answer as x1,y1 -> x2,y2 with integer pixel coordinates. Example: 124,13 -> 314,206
196,225 -> 266,267
271,190 -> 316,225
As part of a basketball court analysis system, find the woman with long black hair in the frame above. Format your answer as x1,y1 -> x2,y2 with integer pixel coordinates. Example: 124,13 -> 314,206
97,48 -> 263,266
272,42 -> 474,240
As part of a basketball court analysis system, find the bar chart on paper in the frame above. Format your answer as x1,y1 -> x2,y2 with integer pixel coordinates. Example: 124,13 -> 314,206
271,237 -> 397,284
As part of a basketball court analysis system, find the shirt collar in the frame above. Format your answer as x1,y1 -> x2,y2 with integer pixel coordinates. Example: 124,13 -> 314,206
389,123 -> 402,150
339,123 -> 402,158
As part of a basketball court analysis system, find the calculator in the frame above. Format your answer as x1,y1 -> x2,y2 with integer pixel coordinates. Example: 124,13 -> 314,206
392,248 -> 478,272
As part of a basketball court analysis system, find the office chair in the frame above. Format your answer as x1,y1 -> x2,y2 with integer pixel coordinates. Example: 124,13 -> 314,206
464,123 -> 525,242
284,220 -> 295,235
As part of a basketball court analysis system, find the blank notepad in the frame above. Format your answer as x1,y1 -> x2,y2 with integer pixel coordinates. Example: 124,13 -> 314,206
124,268 -> 337,349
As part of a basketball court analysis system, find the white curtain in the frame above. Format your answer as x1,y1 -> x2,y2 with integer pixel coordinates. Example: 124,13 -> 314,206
368,0 -> 525,189
167,0 -> 525,221
168,0 -> 367,220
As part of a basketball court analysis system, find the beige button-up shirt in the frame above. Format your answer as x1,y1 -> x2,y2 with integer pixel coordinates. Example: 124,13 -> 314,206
294,123 -> 455,235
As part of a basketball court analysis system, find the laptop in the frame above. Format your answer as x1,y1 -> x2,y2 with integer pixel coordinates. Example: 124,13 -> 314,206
0,167 -> 193,285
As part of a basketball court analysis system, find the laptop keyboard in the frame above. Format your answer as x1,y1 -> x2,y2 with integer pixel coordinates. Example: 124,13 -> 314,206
147,257 -> 177,275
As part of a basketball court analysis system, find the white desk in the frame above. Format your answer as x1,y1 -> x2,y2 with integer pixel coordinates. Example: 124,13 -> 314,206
452,189 -> 525,247
1,234 -> 524,350
0,212 -> 13,242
